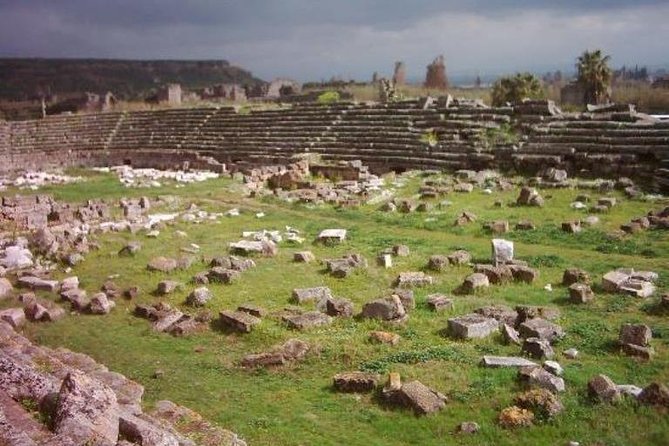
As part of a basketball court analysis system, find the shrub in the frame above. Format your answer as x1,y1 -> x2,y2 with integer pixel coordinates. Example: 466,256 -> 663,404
491,73 -> 544,106
317,91 -> 340,104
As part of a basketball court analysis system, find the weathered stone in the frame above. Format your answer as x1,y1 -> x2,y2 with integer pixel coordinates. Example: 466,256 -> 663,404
501,324 -> 522,345
617,384 -> 643,398
207,267 -> 241,284
101,280 -> 122,299
0,278 -> 14,299
491,238 -> 513,266
293,251 -> 315,263
220,310 -> 261,333
562,221 -> 581,233
515,220 -> 536,231
448,314 -> 498,339
53,370 -> 119,446
333,372 -> 380,392
460,272 -> 490,292
518,366 -> 565,393
147,257 -> 178,273
458,422 -> 480,434
637,383 -> 669,408
475,305 -> 517,325
377,254 -> 393,268
386,380 -> 447,415
474,264 -> 512,285
602,270 -> 629,292
543,360 -> 563,376
0,308 -> 26,328
515,305 -> 560,323
569,283 -> 594,303
317,229 -> 347,244
619,323 -> 652,347
427,255 -> 449,271
426,294 -> 453,312
369,331 -> 400,345
620,279 -> 656,298
481,356 -> 537,368
588,374 -> 621,403
563,268 -> 591,286
392,245 -> 410,257
186,287 -> 212,307
522,337 -> 554,359
514,388 -> 564,418
509,265 -> 539,283
152,310 -> 184,333
518,318 -> 564,343
90,292 -> 115,315
325,298 -> 354,317
118,413 -> 181,446
563,348 -> 579,359
498,405 -> 534,428
486,220 -> 510,234
237,303 -> 266,318
292,286 -> 332,304
17,276 -> 59,292
361,295 -> 406,322
157,280 -> 181,295
447,250 -> 471,265
517,187 -> 543,207
167,316 -> 202,337
393,289 -> 415,310
241,339 -> 309,367
396,271 -> 434,288
621,343 -> 654,360
283,311 -> 332,330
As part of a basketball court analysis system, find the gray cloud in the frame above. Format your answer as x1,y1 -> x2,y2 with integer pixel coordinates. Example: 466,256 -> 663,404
0,1 -> 667,81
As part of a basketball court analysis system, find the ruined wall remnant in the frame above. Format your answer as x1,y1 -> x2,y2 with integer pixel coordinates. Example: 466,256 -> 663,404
424,55 -> 449,90
393,61 -> 406,86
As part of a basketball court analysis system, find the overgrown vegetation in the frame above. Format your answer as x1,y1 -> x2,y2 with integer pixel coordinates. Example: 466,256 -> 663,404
491,72 -> 544,106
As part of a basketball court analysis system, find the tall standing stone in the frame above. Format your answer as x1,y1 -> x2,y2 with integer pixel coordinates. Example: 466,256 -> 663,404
392,61 -> 406,86
424,55 -> 449,90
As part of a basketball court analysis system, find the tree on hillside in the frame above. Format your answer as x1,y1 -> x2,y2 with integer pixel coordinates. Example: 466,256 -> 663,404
491,72 -> 544,106
576,49 -> 612,104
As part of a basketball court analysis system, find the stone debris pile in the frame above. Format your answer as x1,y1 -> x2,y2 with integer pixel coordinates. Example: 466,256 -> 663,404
0,320 -> 246,445
95,165 -> 220,187
0,170 -> 83,190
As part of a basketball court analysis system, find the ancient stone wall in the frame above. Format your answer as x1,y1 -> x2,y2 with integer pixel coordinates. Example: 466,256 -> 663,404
2,102 -> 668,192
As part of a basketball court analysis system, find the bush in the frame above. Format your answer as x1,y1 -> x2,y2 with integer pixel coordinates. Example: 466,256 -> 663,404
317,91 -> 340,104
491,73 -> 544,106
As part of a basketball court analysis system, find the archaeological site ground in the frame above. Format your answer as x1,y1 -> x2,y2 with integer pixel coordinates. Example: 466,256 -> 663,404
0,98 -> 668,446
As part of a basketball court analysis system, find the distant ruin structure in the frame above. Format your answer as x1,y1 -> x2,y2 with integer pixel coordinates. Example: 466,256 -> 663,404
202,84 -> 247,102
372,72 -> 379,84
392,62 -> 406,86
379,79 -> 397,102
266,79 -> 302,99
424,55 -> 449,90
155,84 -> 182,105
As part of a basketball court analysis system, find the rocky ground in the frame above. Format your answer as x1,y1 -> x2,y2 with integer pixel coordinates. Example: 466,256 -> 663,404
0,164 -> 667,445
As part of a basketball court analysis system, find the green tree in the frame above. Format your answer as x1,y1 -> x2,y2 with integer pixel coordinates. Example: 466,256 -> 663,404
491,73 -> 544,106
576,49 -> 612,104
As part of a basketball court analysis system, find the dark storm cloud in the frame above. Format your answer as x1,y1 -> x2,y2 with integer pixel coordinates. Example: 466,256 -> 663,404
0,1 -> 668,81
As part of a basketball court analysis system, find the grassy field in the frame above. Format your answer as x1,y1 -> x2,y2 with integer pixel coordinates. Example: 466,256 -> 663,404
5,170 -> 669,446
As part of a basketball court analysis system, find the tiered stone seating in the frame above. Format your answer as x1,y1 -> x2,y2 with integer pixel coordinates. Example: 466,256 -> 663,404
2,103 -> 667,192
521,119 -> 669,180
7,112 -> 123,155
108,107 -> 221,151
0,120 -> 9,156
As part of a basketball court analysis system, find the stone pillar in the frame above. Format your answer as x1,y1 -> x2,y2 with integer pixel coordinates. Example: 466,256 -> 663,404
424,55 -> 449,90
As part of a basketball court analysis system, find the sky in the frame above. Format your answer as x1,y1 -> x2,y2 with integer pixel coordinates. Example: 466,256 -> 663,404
0,0 -> 668,82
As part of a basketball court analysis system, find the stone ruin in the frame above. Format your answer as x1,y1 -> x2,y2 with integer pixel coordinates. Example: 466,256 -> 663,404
392,61 -> 406,86
424,55 -> 449,90
0,97 -> 667,192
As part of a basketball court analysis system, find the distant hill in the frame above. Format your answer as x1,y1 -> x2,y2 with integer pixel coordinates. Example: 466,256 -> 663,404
0,58 -> 266,101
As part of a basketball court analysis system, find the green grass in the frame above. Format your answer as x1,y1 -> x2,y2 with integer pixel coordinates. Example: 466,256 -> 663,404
8,170 -> 669,446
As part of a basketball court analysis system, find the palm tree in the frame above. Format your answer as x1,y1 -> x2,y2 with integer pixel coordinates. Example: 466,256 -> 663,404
576,50 -> 612,104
